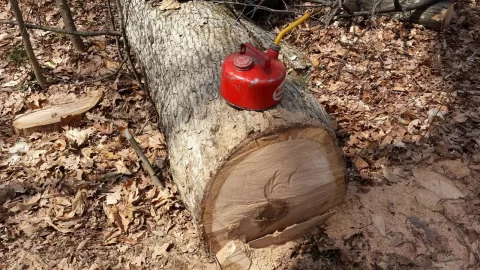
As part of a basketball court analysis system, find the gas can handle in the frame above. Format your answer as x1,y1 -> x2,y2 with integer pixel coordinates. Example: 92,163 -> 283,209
240,43 -> 271,73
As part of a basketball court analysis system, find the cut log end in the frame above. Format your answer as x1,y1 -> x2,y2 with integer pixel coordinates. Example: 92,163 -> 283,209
410,2 -> 455,31
203,126 -> 346,250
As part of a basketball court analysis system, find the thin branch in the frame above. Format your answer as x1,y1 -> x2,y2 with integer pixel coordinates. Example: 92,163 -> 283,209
303,0 -> 333,5
294,4 -> 332,7
0,19 -> 121,36
123,128 -> 164,188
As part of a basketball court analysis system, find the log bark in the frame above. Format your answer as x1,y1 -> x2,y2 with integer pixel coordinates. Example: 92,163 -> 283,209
123,0 -> 346,251
343,0 -> 454,30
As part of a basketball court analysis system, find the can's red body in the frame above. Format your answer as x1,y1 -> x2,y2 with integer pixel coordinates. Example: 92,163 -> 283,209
220,43 -> 286,111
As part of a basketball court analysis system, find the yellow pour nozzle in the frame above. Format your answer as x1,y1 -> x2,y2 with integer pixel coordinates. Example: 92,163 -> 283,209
273,13 -> 310,46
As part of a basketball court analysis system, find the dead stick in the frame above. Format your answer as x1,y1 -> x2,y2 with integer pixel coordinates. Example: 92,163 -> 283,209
0,19 -> 121,36
123,128 -> 164,188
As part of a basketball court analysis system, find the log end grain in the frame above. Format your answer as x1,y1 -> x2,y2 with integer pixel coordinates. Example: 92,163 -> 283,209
203,127 -> 346,250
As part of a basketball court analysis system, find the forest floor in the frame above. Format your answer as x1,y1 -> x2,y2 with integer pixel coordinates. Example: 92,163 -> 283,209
1,0 -> 479,269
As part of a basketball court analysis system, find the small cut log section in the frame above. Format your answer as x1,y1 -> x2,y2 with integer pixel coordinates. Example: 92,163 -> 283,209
123,0 -> 347,251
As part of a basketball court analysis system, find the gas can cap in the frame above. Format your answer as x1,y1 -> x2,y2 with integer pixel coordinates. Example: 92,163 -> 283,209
234,55 -> 254,71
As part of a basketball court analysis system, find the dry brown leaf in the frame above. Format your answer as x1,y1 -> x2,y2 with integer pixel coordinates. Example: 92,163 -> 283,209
382,166 -> 401,183
119,202 -> 136,232
8,193 -> 41,213
2,79 -> 21,87
45,216 -> 74,234
65,128 -> 93,146
216,240 -> 251,270
104,204 -> 125,232
76,239 -> 89,251
309,56 -> 320,67
113,207 -> 125,232
407,119 -> 420,134
66,190 -> 86,218
106,191 -> 121,205
132,253 -> 146,267
453,112 -> 468,123
413,169 -> 464,199
147,135 -> 164,149
104,228 -> 122,245
115,160 -> 132,175
145,188 -> 157,199
54,139 -> 67,151
152,243 -> 172,259
353,156 -> 369,171
329,81 -> 347,92
126,181 -> 140,204
54,196 -> 71,207
371,214 -> 386,236
392,85 -> 406,92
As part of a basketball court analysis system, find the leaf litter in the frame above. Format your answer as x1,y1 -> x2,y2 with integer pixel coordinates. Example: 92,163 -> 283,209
277,1 -> 480,268
0,1 -> 207,269
1,0 -> 480,269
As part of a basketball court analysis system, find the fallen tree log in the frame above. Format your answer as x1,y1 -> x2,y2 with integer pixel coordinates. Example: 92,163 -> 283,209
342,0 -> 454,30
123,0 -> 346,251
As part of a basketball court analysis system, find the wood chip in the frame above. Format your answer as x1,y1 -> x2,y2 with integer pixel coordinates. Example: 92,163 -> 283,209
216,240 -> 251,270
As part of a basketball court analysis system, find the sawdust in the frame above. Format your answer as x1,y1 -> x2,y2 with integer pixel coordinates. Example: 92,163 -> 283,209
325,179 -> 470,268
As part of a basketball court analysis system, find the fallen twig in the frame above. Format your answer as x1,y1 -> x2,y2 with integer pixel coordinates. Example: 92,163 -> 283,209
304,0 -> 333,5
123,128 -> 164,188
0,19 -> 121,36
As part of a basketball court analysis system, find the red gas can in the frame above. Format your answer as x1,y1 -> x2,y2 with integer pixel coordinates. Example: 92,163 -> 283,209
220,43 -> 286,111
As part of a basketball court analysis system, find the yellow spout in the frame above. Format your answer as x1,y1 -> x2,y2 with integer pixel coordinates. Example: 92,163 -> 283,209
273,13 -> 310,46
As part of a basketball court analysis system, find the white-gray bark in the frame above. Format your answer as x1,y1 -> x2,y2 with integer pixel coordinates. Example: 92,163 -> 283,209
122,0 -> 346,251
